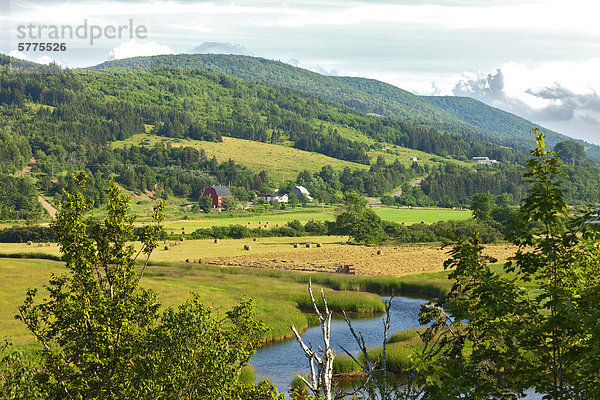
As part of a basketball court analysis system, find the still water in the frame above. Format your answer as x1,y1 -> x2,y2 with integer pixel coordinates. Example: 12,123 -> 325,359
250,296 -> 543,399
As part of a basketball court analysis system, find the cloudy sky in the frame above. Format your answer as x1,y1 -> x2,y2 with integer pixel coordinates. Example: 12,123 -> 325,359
1,0 -> 599,144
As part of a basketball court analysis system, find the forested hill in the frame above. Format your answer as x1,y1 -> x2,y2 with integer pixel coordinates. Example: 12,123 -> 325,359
90,53 -> 600,163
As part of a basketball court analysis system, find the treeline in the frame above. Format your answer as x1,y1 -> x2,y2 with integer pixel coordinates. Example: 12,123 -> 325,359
188,218 -> 502,244
0,175 -> 41,220
35,144 -> 271,205
281,157 -> 426,202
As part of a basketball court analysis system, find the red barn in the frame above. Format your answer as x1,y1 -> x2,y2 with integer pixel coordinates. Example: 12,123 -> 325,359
202,185 -> 232,208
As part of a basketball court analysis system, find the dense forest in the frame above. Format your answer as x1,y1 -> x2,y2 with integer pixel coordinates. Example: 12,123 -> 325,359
0,53 -> 599,220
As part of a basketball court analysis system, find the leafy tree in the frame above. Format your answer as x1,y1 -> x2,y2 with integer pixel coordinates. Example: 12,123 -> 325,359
17,173 -> 164,398
414,130 -> 600,398
469,192 -> 493,221
199,195 -> 213,213
288,193 -> 299,209
554,139 -> 586,165
333,192 -> 384,243
16,173 -> 281,399
221,196 -> 237,211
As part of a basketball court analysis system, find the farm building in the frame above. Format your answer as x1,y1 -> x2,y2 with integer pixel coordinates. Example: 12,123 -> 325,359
290,186 -> 313,201
407,156 -> 418,161
472,156 -> 498,165
202,185 -> 232,208
262,193 -> 289,202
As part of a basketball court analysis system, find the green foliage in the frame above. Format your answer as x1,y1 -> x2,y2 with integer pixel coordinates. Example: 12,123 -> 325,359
15,174 -> 280,399
414,130 -> 600,399
469,192 -> 493,221
0,225 -> 56,243
0,342 -> 45,399
199,195 -> 213,213
132,296 -> 279,399
553,139 -> 586,165
333,192 -> 385,244
0,175 -> 41,220
17,173 -> 164,398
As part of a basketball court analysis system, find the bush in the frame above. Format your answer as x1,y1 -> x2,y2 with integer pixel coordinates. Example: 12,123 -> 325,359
0,226 -> 56,243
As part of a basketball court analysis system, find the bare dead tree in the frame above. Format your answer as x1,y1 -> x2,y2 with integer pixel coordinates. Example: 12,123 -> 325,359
339,293 -> 394,399
291,279 -> 335,400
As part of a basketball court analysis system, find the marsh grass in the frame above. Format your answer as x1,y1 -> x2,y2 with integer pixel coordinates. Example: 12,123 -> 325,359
333,327 -> 426,375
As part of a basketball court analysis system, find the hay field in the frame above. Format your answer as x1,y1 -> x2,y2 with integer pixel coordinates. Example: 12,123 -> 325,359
202,242 -> 518,276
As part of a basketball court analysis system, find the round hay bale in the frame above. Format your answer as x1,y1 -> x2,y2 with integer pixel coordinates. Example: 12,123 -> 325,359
341,241 -> 347,245
214,239 -> 219,243
401,222 -> 405,225
180,237 -> 185,241
421,221 -> 425,224
186,259 -> 190,263
248,222 -> 251,225
169,242 -> 175,247
305,243 -> 311,248
316,243 -> 322,248
170,231 -> 174,234
253,237 -> 257,241
181,227 -> 185,230
275,224 -> 279,227
244,244 -> 251,251
377,249 -> 382,255
45,243 -> 51,247
38,243 -> 43,247
293,243 -> 299,248
26,241 -> 32,246
164,246 -> 169,251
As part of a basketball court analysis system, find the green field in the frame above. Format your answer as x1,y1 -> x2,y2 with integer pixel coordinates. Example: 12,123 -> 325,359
372,206 -> 471,224
0,258 -> 389,346
87,202 -> 472,229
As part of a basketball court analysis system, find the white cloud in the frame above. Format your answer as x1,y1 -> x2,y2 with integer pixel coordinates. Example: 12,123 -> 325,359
8,49 -> 61,65
447,60 -> 600,143
8,50 -> 28,60
108,39 -> 174,60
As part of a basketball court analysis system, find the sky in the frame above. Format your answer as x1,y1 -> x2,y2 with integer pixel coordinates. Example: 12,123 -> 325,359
1,0 -> 599,144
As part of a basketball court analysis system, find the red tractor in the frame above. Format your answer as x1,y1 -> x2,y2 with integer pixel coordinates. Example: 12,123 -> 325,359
335,264 -> 356,275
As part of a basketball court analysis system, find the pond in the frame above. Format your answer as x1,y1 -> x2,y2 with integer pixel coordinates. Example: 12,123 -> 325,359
251,296 -> 423,394
251,295 -> 543,399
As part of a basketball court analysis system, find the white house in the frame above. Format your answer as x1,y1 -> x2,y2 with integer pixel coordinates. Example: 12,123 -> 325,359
261,193 -> 289,203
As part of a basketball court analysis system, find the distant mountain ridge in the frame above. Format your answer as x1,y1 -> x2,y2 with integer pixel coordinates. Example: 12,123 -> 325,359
89,53 -> 600,163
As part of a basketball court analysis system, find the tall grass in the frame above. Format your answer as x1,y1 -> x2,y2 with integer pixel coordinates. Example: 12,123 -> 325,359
183,264 -> 451,298
294,291 -> 384,314
333,327 -> 426,375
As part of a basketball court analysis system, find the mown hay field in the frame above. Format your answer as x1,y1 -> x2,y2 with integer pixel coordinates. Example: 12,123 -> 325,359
201,242 -> 518,276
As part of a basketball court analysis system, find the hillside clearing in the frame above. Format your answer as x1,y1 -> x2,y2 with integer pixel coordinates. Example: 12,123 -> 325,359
113,134 -> 369,183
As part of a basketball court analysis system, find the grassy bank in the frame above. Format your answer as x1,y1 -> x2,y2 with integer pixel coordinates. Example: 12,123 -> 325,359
192,265 -> 452,299
0,259 -> 392,346
333,327 -> 425,375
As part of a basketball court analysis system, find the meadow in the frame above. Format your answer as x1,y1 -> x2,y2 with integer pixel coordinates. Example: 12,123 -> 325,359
0,258 -> 389,347
113,134 -> 369,184
132,204 -> 471,229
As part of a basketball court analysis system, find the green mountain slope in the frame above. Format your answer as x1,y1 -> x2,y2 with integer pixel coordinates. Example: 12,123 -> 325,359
90,54 -> 600,162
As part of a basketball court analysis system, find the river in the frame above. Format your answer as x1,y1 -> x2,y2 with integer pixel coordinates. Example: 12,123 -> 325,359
250,296 -> 543,399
